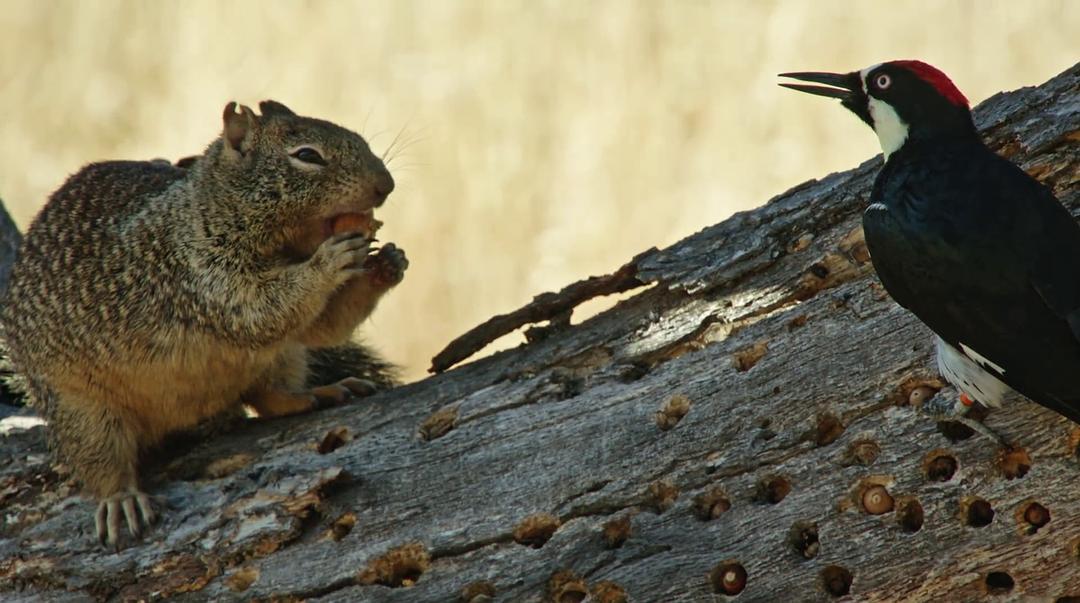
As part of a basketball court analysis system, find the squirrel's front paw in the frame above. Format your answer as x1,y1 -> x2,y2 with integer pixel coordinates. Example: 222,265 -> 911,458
95,489 -> 157,551
363,243 -> 408,288
313,232 -> 372,287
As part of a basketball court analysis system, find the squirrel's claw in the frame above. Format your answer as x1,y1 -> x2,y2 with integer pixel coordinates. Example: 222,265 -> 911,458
310,377 -> 379,408
95,489 -> 157,550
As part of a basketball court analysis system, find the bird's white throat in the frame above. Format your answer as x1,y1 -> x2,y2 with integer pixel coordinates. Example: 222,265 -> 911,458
868,97 -> 909,159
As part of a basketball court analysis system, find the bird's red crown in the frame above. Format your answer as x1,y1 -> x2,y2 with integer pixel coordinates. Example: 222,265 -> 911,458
889,60 -> 969,108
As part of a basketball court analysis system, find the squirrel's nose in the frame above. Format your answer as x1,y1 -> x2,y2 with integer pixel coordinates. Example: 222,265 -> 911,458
372,169 -> 395,207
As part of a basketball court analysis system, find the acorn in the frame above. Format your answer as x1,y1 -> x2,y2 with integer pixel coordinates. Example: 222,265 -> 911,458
332,211 -> 382,237
862,485 -> 894,514
1023,502 -> 1050,531
908,385 -> 936,406
709,561 -> 747,595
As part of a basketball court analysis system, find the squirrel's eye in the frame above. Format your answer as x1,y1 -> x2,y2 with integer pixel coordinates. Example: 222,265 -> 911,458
874,73 -> 892,90
291,147 -> 327,166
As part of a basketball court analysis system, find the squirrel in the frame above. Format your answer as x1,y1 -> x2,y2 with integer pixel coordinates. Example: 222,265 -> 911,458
0,100 -> 408,549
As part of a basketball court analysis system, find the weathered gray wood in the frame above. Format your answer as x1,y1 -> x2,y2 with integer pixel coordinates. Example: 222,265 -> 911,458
1,63 -> 1078,603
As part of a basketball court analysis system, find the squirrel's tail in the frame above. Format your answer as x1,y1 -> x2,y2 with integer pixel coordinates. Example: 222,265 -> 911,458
0,339 -> 400,405
305,341 -> 399,391
0,336 -> 29,406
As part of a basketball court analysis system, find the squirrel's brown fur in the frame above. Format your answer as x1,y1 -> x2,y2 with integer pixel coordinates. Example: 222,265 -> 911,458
0,100 -> 407,548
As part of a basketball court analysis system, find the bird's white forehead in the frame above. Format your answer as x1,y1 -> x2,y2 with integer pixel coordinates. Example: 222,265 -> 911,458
859,63 -> 883,93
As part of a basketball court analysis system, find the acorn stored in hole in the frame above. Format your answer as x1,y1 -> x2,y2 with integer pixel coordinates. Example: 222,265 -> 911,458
693,487 -> 731,521
709,561 -> 747,596
1022,502 -> 1050,533
908,385 -> 937,406
862,485 -> 894,515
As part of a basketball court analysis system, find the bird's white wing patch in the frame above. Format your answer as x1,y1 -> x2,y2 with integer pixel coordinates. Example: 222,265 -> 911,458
959,343 -> 1006,375
936,337 -> 1011,407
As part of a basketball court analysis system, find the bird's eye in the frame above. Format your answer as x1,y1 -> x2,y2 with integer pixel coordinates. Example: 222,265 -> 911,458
290,147 -> 327,166
875,74 -> 892,90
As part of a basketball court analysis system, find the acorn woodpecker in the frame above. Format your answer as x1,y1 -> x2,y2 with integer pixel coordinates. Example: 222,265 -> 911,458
779,60 -> 1080,427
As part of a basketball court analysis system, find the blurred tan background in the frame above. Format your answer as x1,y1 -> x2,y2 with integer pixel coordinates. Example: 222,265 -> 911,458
0,1 -> 1077,380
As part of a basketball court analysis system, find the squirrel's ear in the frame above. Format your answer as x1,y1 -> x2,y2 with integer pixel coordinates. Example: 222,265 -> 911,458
259,100 -> 296,118
222,102 -> 257,156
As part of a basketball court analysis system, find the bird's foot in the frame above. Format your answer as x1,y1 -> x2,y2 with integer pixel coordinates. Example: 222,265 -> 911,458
919,388 -> 1006,447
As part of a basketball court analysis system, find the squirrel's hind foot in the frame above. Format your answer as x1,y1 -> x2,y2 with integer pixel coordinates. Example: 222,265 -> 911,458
311,377 -> 379,407
95,488 -> 157,551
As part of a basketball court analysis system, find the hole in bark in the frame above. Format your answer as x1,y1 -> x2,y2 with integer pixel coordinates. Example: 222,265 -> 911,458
316,426 -> 351,454
787,314 -> 809,330
998,447 -> 1032,479
809,262 -> 829,278
548,570 -> 588,603
814,412 -> 845,447
709,560 -> 747,596
356,542 -> 430,587
418,406 -> 458,441
602,514 -> 632,549
985,572 -> 1015,594
325,512 -> 357,541
896,497 -> 924,533
923,450 -> 958,482
591,580 -> 628,603
648,479 -> 679,513
843,439 -> 880,466
962,497 -> 994,528
693,487 -> 731,521
460,581 -> 496,603
788,521 -> 819,559
1056,597 -> 1080,603
225,566 -> 259,592
937,420 -> 975,442
655,394 -> 691,430
821,565 -> 852,597
754,475 -> 791,504
732,340 -> 769,372
617,361 -> 651,383
1019,501 -> 1051,534
513,513 -> 561,548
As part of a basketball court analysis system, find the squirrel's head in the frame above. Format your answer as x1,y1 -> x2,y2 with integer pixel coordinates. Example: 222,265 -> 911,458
204,101 -> 394,257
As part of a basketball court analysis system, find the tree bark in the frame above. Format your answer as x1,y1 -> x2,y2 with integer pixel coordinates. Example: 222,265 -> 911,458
2,63 -> 1079,603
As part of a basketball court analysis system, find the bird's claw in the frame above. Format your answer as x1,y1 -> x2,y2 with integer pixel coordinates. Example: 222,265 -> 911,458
919,388 -> 1006,447
95,489 -> 157,551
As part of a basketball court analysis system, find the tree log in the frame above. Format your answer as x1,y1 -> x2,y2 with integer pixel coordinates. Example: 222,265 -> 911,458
2,63 -> 1078,602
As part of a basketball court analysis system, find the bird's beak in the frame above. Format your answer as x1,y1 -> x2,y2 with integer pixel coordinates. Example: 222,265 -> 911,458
777,71 -> 861,100
778,70 -> 872,126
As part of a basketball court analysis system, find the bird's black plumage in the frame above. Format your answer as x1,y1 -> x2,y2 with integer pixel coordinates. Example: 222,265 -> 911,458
781,60 -> 1080,425
863,135 -> 1080,424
